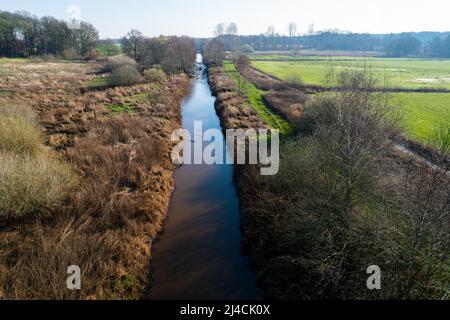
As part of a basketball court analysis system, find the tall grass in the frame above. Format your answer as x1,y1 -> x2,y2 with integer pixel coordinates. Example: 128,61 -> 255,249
0,104 -> 77,220
0,152 -> 78,219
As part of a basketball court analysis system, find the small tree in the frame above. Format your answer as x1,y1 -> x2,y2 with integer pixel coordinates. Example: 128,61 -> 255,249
213,23 -> 226,37
288,22 -> 298,37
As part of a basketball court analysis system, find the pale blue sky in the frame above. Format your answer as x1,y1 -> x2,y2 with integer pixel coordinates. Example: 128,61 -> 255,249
2,0 -> 449,38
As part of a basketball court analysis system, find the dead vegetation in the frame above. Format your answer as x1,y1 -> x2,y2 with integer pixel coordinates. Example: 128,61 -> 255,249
208,66 -> 266,130
235,61 -> 287,91
234,67 -> 449,300
0,59 -> 189,299
263,90 -> 308,125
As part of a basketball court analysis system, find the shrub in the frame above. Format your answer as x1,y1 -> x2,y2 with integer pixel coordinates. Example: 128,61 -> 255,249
143,68 -> 167,83
103,55 -> 138,73
286,74 -> 304,88
0,152 -> 78,220
109,64 -> 143,87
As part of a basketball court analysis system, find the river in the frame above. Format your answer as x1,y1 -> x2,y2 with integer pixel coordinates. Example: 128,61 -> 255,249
146,54 -> 259,300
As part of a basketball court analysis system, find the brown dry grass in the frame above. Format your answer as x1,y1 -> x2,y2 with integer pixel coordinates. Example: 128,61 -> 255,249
263,90 -> 309,125
235,64 -> 287,91
208,67 -> 266,130
0,59 -> 189,299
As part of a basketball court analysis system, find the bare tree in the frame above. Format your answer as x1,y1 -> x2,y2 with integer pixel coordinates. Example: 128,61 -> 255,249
226,23 -> 238,36
121,29 -> 145,61
288,22 -> 298,37
203,38 -> 225,66
213,23 -> 226,37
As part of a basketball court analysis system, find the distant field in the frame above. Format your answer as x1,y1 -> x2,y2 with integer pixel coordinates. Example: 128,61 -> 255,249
249,55 -> 450,144
251,56 -> 450,90
392,93 -> 450,143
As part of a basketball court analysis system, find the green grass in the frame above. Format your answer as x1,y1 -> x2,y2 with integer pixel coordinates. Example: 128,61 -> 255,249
251,56 -> 450,90
392,93 -> 450,143
223,61 -> 292,136
89,76 -> 111,88
106,92 -> 159,115
106,103 -> 135,115
0,58 -> 31,64
0,90 -> 12,97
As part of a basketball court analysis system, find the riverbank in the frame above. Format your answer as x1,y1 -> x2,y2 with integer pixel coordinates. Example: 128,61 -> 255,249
208,60 -> 449,300
0,59 -> 190,299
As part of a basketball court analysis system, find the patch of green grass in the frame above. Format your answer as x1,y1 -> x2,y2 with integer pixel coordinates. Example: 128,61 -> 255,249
0,58 -> 31,64
0,90 -> 12,97
106,92 -> 160,115
89,76 -> 110,88
392,93 -> 450,143
223,62 -> 292,136
106,103 -> 135,115
252,57 -> 450,90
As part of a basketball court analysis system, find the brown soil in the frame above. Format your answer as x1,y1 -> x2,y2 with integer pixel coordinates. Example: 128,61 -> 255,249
0,59 -> 190,299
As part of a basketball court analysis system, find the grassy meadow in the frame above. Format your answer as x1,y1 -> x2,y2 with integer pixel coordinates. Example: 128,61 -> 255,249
392,93 -> 450,142
251,56 -> 450,90
251,55 -> 450,143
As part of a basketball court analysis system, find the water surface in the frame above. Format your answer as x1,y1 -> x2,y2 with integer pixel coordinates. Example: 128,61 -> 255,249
147,55 -> 259,300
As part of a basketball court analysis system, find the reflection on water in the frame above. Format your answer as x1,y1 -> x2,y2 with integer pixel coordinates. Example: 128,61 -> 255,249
146,54 -> 259,300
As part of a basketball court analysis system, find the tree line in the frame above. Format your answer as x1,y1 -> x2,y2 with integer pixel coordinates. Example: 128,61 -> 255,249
204,23 -> 450,58
120,29 -> 196,74
0,11 -> 99,58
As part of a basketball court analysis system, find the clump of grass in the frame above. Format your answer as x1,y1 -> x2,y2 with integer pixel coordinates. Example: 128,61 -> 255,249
0,152 -> 78,220
143,68 -> 167,83
109,65 -> 143,87
0,105 -> 42,155
0,104 -> 78,220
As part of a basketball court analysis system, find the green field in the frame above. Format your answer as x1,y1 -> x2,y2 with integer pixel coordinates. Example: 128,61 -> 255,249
250,55 -> 450,143
251,56 -> 450,90
392,93 -> 450,143
224,62 -> 292,135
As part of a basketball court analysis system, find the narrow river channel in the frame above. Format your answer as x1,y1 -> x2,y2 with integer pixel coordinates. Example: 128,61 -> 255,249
146,54 -> 259,300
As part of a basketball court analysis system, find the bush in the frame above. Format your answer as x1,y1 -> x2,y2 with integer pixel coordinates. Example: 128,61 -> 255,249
286,74 -> 304,88
103,55 -> 138,73
109,64 -> 143,87
143,68 -> 167,83
0,152 -> 78,220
